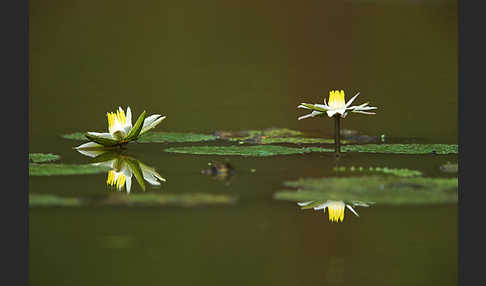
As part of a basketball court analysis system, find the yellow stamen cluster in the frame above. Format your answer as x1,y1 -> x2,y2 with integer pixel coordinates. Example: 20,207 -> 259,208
106,170 -> 126,191
328,204 -> 345,222
107,109 -> 126,130
328,90 -> 346,108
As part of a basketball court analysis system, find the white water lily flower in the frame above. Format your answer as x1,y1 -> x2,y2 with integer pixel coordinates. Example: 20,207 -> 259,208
77,106 -> 166,148
298,90 -> 377,120
298,200 -> 368,223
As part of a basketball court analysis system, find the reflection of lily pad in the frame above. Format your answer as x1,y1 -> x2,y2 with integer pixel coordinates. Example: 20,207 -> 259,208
29,153 -> 60,163
341,144 -> 458,154
29,194 -> 82,207
164,145 -> 332,157
29,164 -> 109,176
63,131 -> 217,143
274,176 -> 457,205
333,166 -> 422,177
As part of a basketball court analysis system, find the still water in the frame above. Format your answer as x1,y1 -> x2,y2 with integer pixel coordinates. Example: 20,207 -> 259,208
29,0 -> 457,285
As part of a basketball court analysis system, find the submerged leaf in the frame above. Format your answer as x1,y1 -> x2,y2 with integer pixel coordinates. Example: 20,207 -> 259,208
29,194 -> 82,207
29,193 -> 237,207
29,153 -> 60,163
274,176 -> 457,205
103,193 -> 237,207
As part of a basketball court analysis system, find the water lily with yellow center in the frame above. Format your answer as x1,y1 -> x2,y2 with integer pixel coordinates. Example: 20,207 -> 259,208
298,90 -> 377,120
75,149 -> 166,193
75,106 -> 166,149
297,90 -> 377,154
298,200 -> 370,223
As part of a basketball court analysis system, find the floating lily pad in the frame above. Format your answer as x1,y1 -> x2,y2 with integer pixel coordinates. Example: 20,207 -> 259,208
216,128 -> 349,145
164,145 -> 332,157
274,176 -> 457,205
102,193 -> 237,207
62,131 -> 218,143
247,137 -> 350,145
333,166 -> 423,177
341,144 -> 458,154
136,132 -> 218,143
29,163 -> 109,176
29,194 -> 82,207
215,128 -> 303,140
29,153 -> 60,163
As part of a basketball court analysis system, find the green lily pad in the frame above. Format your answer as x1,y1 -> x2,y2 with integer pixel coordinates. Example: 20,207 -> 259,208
137,132 -> 218,143
230,136 -> 349,145
63,131 -> 218,143
102,193 -> 237,207
216,128 -> 347,144
29,163 -> 109,176
215,128 -> 303,140
341,144 -> 458,154
164,145 -> 332,157
29,153 -> 60,163
333,166 -> 423,177
274,176 -> 457,205
29,194 -> 82,207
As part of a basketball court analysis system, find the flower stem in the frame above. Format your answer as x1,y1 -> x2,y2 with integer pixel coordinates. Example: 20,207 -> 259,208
334,115 -> 341,155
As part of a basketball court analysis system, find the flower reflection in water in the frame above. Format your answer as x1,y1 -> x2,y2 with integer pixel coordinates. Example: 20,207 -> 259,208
298,200 -> 372,223
76,148 -> 166,193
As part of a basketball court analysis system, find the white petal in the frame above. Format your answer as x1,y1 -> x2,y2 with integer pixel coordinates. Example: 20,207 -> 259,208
352,110 -> 376,115
314,202 -> 329,211
297,104 -> 312,110
126,106 -> 132,127
75,141 -> 104,150
345,92 -> 360,108
140,115 -> 166,135
297,201 -> 314,206
125,175 -> 132,193
298,111 -> 323,120
346,204 -> 360,217
143,114 -> 162,128
314,104 -> 329,109
326,110 -> 338,117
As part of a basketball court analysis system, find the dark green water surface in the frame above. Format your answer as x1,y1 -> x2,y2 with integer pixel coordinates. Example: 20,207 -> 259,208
29,0 -> 457,285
